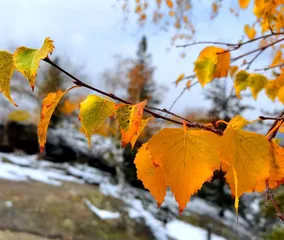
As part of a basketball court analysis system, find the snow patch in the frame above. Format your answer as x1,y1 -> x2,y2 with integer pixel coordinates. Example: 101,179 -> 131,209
84,199 -> 120,220
166,219 -> 225,240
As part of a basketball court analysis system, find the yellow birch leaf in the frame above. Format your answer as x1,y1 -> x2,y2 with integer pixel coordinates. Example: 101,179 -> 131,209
0,51 -> 17,106
134,143 -> 166,206
8,110 -> 30,122
257,141 -> 284,190
278,85 -> 284,104
147,128 -> 220,212
186,80 -> 192,89
38,86 -> 78,153
247,73 -> 268,100
239,0 -> 250,9
270,50 -> 282,67
234,70 -> 250,98
175,73 -> 185,86
230,66 -> 239,78
194,46 -> 230,87
130,117 -> 154,149
116,100 -> 147,147
265,80 -> 278,101
228,115 -> 250,129
13,37 -> 54,91
79,95 -> 116,147
244,24 -> 256,39
220,116 -> 270,213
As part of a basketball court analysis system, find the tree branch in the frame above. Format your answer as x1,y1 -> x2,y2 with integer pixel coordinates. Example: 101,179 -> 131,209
43,57 -> 222,135
231,37 -> 284,62
255,63 -> 284,72
176,31 -> 284,49
262,110 -> 284,221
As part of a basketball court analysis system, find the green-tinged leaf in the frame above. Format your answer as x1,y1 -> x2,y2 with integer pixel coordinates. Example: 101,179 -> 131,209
0,51 -> 17,106
247,73 -> 268,100
13,37 -> 54,91
234,70 -> 250,98
79,95 -> 116,147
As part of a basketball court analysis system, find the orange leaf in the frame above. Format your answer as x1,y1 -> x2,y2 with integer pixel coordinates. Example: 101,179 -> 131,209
244,24 -> 256,39
166,0 -> 173,8
38,86 -> 78,153
239,0 -> 250,9
130,117 -> 153,149
134,143 -> 166,206
116,100 -> 147,147
147,128 -> 220,212
175,73 -> 185,86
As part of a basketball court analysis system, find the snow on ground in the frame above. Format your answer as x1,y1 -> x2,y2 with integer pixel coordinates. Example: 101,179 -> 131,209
84,198 -> 120,220
0,152 -> 240,240
166,220 -> 225,240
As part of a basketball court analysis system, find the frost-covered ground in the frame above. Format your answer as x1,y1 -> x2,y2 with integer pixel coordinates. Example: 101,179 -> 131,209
0,151 -> 254,240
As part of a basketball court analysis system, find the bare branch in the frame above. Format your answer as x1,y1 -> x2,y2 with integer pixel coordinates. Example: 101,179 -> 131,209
43,57 -> 222,136
176,41 -> 237,48
255,63 -> 284,72
246,49 -> 265,70
231,37 -> 284,62
177,31 -> 284,50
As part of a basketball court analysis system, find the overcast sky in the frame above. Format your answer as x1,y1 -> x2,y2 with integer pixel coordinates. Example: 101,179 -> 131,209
0,0 -> 281,120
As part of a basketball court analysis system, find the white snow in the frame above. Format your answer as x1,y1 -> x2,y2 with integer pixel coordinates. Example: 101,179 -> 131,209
84,198 -> 120,220
0,151 -> 253,240
166,219 -> 225,240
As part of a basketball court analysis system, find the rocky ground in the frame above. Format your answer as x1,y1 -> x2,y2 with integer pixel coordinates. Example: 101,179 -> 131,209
0,151 -> 257,240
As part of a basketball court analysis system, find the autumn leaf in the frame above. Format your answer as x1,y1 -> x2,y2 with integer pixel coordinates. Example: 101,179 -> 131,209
247,73 -> 268,100
229,66 -> 239,78
38,86 -> 78,153
265,80 -> 278,101
194,46 -> 230,87
239,0 -> 250,9
134,143 -> 166,206
13,37 -> 54,91
116,100 -> 147,147
166,0 -> 173,8
220,116 -> 270,212
244,24 -> 256,39
8,110 -> 30,122
278,85 -> 284,104
130,117 -> 154,149
259,141 -> 284,190
147,128 -> 220,212
270,50 -> 282,67
0,51 -> 17,106
234,70 -> 250,98
175,73 -> 185,86
79,95 -> 116,147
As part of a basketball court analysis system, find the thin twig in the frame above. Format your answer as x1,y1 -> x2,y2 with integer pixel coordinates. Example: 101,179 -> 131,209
265,181 -> 284,222
177,31 -> 284,49
43,57 -> 222,135
176,41 -> 237,48
246,49 -> 265,69
231,37 -> 284,62
262,110 -> 284,221
255,63 -> 284,72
